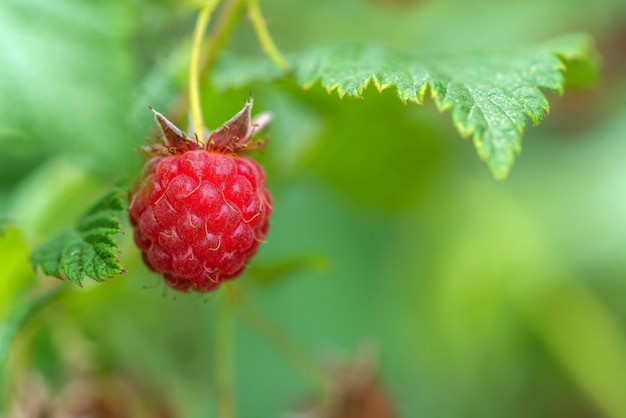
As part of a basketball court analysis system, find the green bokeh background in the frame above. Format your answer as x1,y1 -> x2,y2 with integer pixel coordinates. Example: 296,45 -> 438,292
1,0 -> 626,416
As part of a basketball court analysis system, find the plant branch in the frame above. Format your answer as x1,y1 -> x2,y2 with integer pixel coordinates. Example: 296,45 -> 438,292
246,0 -> 290,72
235,291 -> 329,398
189,0 -> 221,139
169,0 -> 246,126
216,286 -> 237,418
202,0 -> 246,84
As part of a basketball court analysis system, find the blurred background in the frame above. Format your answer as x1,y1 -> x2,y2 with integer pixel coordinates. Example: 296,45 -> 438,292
1,0 -> 626,416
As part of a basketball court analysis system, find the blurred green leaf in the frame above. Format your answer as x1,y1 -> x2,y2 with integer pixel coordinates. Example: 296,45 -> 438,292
30,188 -> 127,286
0,287 -> 63,410
541,33 -> 601,89
214,34 -> 598,179
7,159 -> 104,240
523,285 -> 626,418
0,228 -> 35,317
0,0 -> 140,176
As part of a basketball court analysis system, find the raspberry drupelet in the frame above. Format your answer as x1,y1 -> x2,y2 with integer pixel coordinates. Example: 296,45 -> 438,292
129,100 -> 272,292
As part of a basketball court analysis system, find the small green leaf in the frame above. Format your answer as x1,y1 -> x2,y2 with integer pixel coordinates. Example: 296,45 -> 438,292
30,188 -> 128,286
213,34 -> 598,179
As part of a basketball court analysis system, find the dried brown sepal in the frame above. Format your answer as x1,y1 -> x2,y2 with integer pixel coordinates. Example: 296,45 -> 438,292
150,107 -> 200,154
207,98 -> 272,154
147,98 -> 271,157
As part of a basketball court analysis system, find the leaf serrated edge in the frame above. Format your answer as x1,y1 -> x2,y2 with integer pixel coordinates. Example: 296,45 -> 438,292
30,188 -> 128,286
216,34 -> 597,179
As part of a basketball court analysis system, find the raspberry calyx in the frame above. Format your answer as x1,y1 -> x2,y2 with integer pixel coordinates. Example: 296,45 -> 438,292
129,99 -> 272,292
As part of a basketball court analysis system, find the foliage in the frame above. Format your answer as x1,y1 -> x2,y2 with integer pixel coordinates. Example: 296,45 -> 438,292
1,0 -> 626,416
30,189 -> 127,286
215,34 -> 596,178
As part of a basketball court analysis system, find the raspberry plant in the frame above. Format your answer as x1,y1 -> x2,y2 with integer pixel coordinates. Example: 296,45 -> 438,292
3,0 -> 626,417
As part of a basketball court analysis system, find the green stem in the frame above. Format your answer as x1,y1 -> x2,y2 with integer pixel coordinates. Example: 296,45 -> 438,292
235,292 -> 329,398
169,0 -> 245,126
245,0 -> 290,72
202,0 -> 246,79
189,0 -> 221,139
216,286 -> 237,418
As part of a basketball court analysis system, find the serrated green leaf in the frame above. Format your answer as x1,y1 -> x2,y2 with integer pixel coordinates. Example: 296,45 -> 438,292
30,188 -> 127,286
213,34 -> 598,179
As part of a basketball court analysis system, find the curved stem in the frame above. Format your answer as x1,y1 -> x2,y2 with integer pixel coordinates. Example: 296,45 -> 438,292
203,0 -> 246,80
189,0 -> 221,140
170,0 -> 245,125
216,286 -> 237,418
246,0 -> 290,72
235,291 -> 329,398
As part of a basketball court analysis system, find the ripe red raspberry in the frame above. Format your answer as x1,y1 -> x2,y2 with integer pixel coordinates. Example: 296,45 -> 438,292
129,100 -> 272,292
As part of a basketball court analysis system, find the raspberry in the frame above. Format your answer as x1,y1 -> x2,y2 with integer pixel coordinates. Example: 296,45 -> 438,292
129,100 -> 272,292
